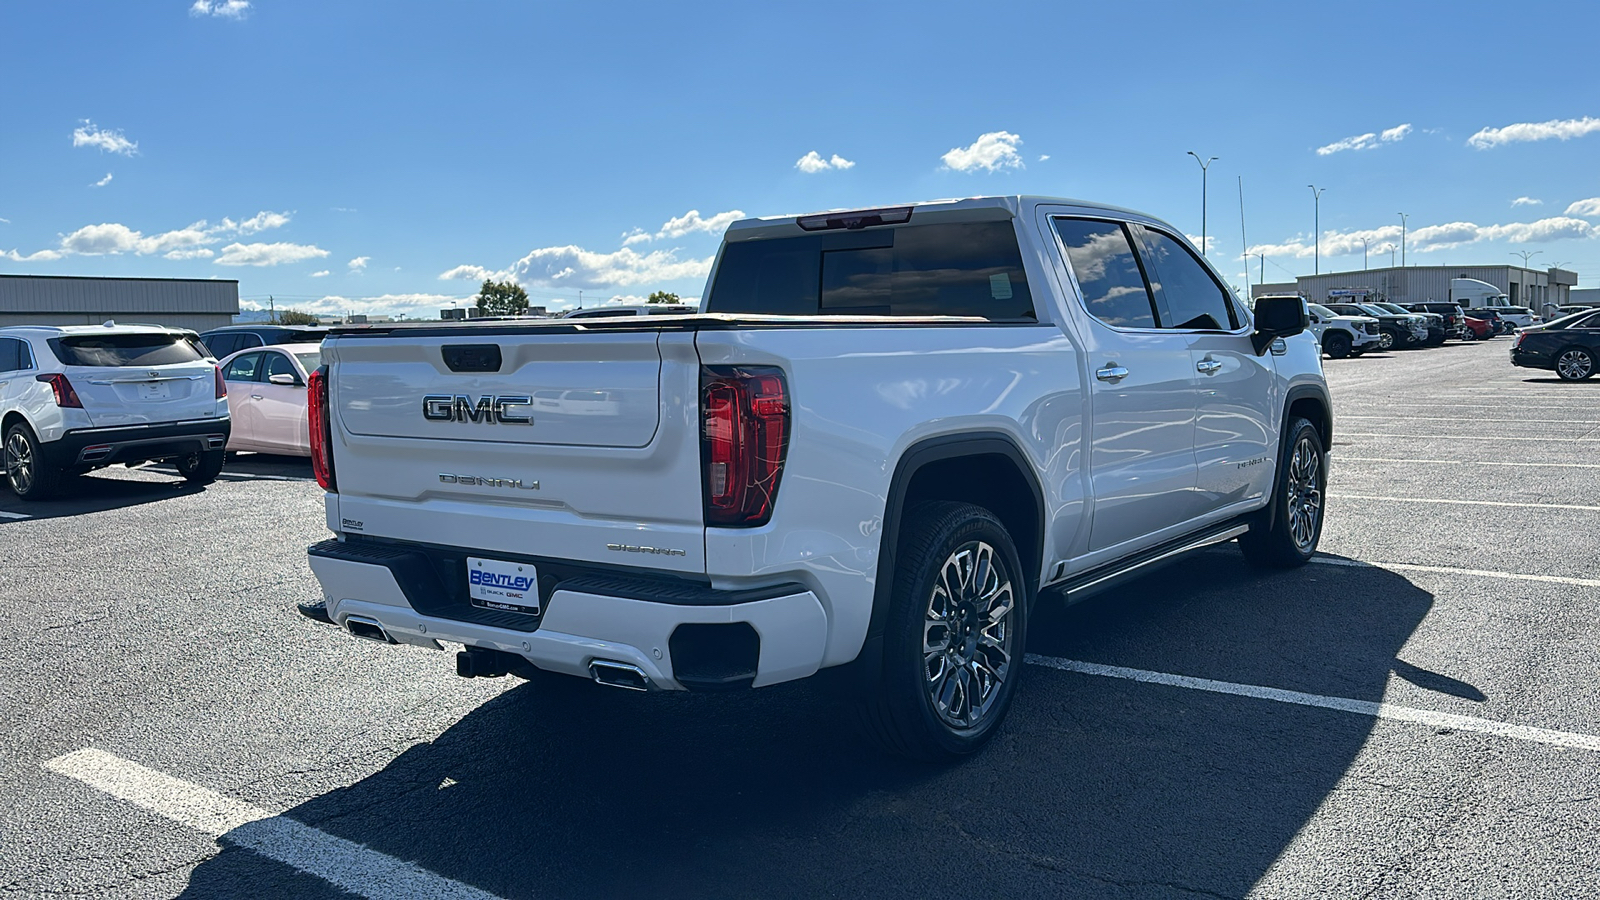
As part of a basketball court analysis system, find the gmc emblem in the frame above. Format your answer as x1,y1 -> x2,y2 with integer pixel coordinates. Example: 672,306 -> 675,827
422,394 -> 534,425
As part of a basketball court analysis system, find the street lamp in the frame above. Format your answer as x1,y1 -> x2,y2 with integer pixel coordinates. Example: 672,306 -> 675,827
1188,152 -> 1217,256
1511,250 -> 1542,268
1359,237 -> 1369,271
1397,212 -> 1409,267
1308,186 -> 1326,274
1383,243 -> 1396,267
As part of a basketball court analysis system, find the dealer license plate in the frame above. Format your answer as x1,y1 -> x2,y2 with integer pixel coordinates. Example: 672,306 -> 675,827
466,557 -> 540,615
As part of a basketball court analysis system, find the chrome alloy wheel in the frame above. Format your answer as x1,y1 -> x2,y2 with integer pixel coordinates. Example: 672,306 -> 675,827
1376,331 -> 1394,351
5,431 -> 34,494
923,540 -> 1016,729
1285,435 -> 1324,552
1557,349 -> 1594,380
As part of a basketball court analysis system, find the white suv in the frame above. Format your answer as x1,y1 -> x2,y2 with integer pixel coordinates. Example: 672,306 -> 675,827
1306,302 -> 1381,358
0,324 -> 231,500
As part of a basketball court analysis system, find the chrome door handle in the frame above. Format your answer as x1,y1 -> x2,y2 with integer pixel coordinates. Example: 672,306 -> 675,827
1094,364 -> 1130,383
250,394 -> 264,400
1196,358 -> 1222,375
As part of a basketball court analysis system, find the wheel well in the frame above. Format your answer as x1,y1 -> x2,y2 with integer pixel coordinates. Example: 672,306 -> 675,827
1287,395 -> 1331,449
900,452 -> 1041,585
1,411 -> 27,438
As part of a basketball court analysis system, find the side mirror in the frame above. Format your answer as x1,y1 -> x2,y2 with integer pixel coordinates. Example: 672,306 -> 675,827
268,373 -> 302,386
1252,295 -> 1308,354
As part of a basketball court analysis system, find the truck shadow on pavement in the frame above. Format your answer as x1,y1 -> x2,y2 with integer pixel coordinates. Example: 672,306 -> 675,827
179,550 -> 1434,900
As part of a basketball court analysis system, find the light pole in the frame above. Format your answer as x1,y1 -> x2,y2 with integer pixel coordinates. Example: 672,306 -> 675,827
1511,250 -> 1542,268
1397,212 -> 1409,267
1308,185 -> 1326,274
1360,237 -> 1369,271
1188,152 -> 1217,256
1384,243 -> 1396,267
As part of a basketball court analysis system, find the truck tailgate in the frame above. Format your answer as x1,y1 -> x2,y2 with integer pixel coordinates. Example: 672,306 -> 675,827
324,329 -> 705,574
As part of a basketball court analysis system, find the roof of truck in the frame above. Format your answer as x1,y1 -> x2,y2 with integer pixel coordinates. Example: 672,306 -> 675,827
723,195 -> 1157,240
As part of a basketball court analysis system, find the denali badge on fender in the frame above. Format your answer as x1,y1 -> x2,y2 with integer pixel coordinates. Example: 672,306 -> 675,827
422,394 -> 534,425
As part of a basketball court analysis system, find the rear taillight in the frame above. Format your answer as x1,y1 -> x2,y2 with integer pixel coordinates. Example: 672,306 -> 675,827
214,365 -> 227,399
308,365 -> 336,492
700,366 -> 789,527
35,374 -> 83,408
1514,332 -> 1527,348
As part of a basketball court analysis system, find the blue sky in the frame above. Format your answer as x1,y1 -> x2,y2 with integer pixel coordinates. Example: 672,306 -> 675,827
3,1 -> 1599,318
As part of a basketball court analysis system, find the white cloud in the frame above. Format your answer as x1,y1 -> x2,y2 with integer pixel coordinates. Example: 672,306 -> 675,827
310,270 -> 331,277
215,242 -> 330,266
348,256 -> 370,271
72,121 -> 137,156
437,264 -> 503,282
1512,196 -> 1543,207
1038,154 -> 1051,162
620,208 -> 745,245
226,210 -> 290,234
0,217 -> 10,224
1564,198 -> 1600,217
941,131 -> 1024,172
1184,234 -> 1216,254
1468,116 -> 1600,149
0,248 -> 64,262
655,209 -> 743,239
163,248 -> 215,260
190,0 -> 250,18
1380,123 -> 1413,142
91,173 -> 113,188
1246,215 -> 1597,260
1316,122 -> 1412,155
829,154 -> 855,170
509,244 -> 714,289
797,151 -> 855,172
244,292 -> 470,320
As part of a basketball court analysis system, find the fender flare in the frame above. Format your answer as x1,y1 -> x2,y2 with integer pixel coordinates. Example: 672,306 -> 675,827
845,432 -> 1045,682
1260,384 -> 1332,533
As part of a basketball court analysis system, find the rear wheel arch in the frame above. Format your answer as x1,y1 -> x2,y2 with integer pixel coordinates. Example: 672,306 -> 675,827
869,433 -> 1046,643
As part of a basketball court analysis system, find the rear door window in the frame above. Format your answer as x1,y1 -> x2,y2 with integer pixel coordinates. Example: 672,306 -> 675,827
1136,229 -> 1240,331
48,333 -> 206,367
225,352 -> 265,382
0,338 -> 20,373
1051,218 -> 1158,329
707,221 -> 1035,320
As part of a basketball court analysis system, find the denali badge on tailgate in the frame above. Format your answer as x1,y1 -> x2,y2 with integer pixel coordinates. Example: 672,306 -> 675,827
422,394 -> 534,425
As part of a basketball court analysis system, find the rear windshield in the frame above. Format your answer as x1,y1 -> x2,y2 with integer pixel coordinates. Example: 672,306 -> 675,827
706,221 -> 1035,320
48,333 -> 206,367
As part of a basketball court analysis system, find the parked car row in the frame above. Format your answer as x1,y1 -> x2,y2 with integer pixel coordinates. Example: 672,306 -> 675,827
1295,296 -> 1544,358
1511,307 -> 1600,380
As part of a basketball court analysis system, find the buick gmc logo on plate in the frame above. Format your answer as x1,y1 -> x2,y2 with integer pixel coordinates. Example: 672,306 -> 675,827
422,394 -> 534,425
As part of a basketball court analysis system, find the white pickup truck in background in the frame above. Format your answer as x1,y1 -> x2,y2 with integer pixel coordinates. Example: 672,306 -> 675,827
305,196 -> 1332,759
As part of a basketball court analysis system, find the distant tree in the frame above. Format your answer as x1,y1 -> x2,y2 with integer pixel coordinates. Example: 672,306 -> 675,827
475,279 -> 530,316
277,309 -> 320,325
646,291 -> 681,305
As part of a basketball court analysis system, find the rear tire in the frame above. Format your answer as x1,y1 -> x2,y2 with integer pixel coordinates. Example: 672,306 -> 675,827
857,501 -> 1028,761
1239,417 -> 1326,569
1323,331 -> 1352,359
1556,346 -> 1596,381
176,448 -> 226,485
4,423 -> 61,501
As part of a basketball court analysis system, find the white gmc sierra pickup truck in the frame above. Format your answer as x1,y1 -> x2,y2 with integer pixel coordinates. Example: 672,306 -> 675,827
305,196 -> 1331,759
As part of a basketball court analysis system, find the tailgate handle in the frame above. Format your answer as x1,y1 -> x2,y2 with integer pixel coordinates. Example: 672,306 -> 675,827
442,344 -> 502,373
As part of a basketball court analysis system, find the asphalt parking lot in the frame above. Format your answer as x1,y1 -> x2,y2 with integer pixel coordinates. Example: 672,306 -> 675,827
2,337 -> 1597,899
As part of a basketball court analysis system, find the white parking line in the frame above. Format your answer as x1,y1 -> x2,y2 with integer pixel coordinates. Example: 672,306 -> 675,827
1340,415 -> 1600,425
44,748 -> 504,900
1309,556 -> 1600,589
1338,433 -> 1598,442
1334,456 -> 1600,470
1327,493 -> 1600,512
0,510 -> 30,520
1025,656 -> 1600,753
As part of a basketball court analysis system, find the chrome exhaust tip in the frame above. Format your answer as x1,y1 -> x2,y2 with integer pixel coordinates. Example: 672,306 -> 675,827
589,660 -> 651,691
344,615 -> 394,644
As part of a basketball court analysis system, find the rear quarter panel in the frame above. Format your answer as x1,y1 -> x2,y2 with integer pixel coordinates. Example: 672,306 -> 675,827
696,324 -> 1085,666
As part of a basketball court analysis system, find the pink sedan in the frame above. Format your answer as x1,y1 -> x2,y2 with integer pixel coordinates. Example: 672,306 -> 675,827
218,344 -> 322,456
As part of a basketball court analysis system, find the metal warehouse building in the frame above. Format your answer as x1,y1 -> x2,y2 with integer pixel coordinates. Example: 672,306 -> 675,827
1253,264 -> 1578,312
0,274 -> 239,331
